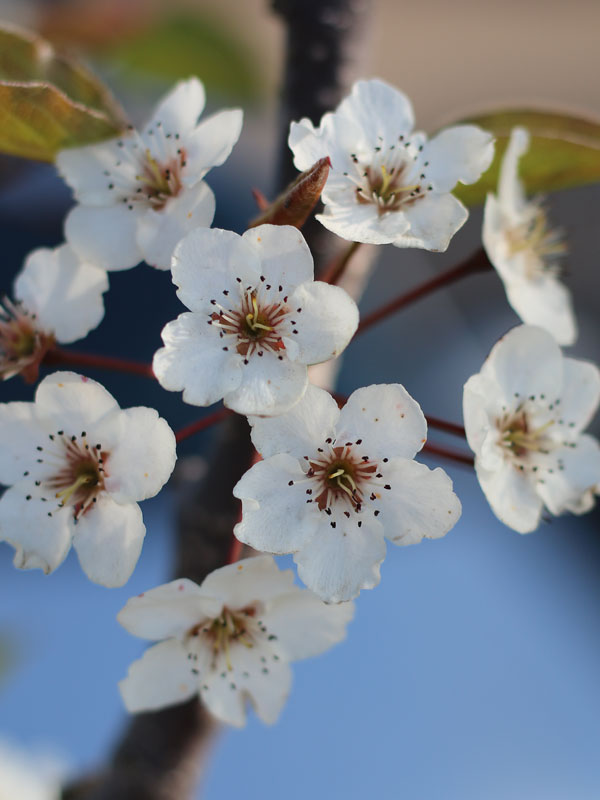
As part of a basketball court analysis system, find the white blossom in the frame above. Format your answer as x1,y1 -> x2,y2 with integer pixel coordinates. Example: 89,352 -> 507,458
288,78 -> 494,251
118,555 -> 353,727
0,371 -> 176,586
0,244 -> 108,382
483,127 -> 576,345
463,325 -> 600,533
57,78 -> 243,271
233,384 -> 462,603
0,738 -> 64,800
153,225 -> 359,416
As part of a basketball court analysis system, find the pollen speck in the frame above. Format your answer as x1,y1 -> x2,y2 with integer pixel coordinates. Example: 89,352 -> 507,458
144,472 -> 149,478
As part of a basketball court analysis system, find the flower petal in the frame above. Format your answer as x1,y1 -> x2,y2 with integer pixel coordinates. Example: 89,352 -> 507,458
65,204 -> 142,271
559,358 -> 600,433
182,108 -> 243,181
398,192 -> 468,252
483,325 -> 563,404
242,225 -> 314,292
198,556 -> 296,607
118,579 -> 222,641
262,590 -> 353,660
136,182 -> 216,270
172,227 -> 261,312
475,461 -> 543,533
35,372 -> 119,430
288,117 -> 330,172
248,383 -> 339,459
287,281 -> 358,365
0,402 -> 49,485
503,275 -> 577,346
377,458 -> 461,545
233,455 -> 320,554
336,384 -> 427,461
335,79 -> 415,146
424,125 -> 495,192
15,244 -> 108,344
294,512 -> 386,603
56,137 -> 132,205
147,77 -> 206,135
497,127 -> 530,216
153,313 -> 242,406
317,202 -> 409,245
535,434 -> 600,515
224,350 -> 308,416
119,639 -> 197,713
72,495 -> 145,587
97,407 -> 176,503
0,484 -> 72,573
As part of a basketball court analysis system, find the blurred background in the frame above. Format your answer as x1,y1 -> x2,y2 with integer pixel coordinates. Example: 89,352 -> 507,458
0,1 -> 599,798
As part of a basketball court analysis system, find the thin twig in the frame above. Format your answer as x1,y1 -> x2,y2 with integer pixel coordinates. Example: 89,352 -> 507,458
175,408 -> 233,444
356,247 -> 492,336
422,441 -> 474,467
426,416 -> 466,439
45,347 -> 155,379
319,241 -> 362,284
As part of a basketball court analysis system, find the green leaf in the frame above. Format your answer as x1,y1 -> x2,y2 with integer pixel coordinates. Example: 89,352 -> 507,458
102,14 -> 262,101
452,109 -> 600,206
0,24 -> 126,161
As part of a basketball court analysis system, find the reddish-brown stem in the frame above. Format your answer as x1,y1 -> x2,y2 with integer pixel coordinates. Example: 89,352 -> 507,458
356,247 -> 492,336
320,241 -> 361,284
426,416 -> 466,439
423,442 -> 474,467
45,347 -> 155,379
175,408 -> 233,444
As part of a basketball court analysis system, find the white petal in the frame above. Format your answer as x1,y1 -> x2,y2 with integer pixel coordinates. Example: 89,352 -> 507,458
172,227 -> 261,312
200,640 -> 291,727
97,407 -> 176,503
559,358 -> 600,433
335,79 -> 415,145
233,455 -> 320,553
317,202 -> 409,245
15,244 -> 109,344
424,125 -> 495,192
398,192 -> 468,252
35,372 -> 119,430
475,461 -> 543,533
377,458 -> 462,545
287,281 -> 358,364
119,639 -> 197,713
224,351 -> 308,416
118,579 -> 221,641
136,182 -> 216,270
248,383 -> 339,459
153,313 -> 242,406
183,108 -> 243,180
147,77 -> 206,135
72,495 -> 145,587
294,512 -> 386,603
336,384 -> 427,461
288,117 -> 330,172
504,275 -> 577,346
484,325 -> 563,404
0,402 -> 48,485
65,204 -> 142,271
463,372 -> 505,462
536,434 -> 600,515
262,590 -> 353,660
56,137 -> 132,205
498,127 -> 530,215
199,556 -> 296,607
0,484 -> 72,574
242,225 -> 314,292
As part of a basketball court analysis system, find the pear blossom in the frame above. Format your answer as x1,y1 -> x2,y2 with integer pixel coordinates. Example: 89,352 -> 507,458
0,244 -> 108,383
288,78 -> 494,251
118,555 -> 353,727
57,78 -> 243,271
153,225 -> 359,416
233,384 -> 462,603
463,325 -> 600,533
0,371 -> 176,586
483,127 -> 576,345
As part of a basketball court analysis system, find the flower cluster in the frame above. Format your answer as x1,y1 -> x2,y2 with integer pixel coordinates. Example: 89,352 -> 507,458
2,70 -> 598,739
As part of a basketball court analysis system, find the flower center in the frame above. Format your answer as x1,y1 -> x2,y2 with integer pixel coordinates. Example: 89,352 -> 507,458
0,299 -> 54,382
208,285 -> 290,361
43,432 -> 108,519
506,207 -> 566,278
135,149 -> 184,210
307,445 -> 380,512
188,605 -> 259,670
499,409 -> 556,459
